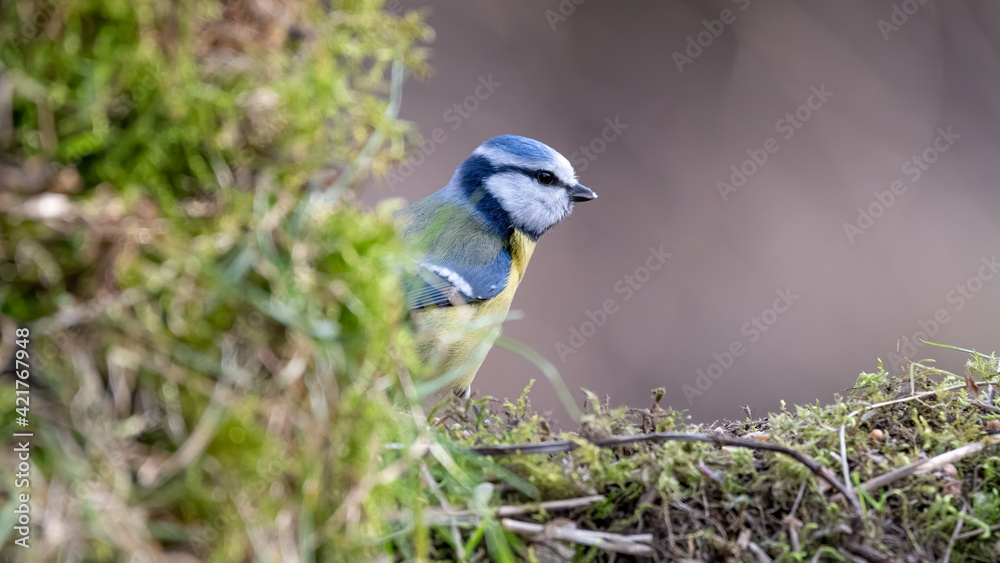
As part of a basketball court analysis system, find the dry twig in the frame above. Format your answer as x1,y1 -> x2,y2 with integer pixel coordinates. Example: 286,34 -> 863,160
849,435 -> 1000,497
470,432 -> 863,516
955,522 -> 1000,540
970,400 -> 1000,414
940,506 -> 965,563
850,379 -> 996,420
838,424 -> 855,514
501,518 -> 653,556
417,495 -> 605,525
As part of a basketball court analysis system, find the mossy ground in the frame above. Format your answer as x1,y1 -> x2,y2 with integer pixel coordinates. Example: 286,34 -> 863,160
420,356 -> 1000,561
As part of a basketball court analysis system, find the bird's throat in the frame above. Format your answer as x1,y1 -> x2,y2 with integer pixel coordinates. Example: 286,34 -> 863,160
509,229 -> 537,286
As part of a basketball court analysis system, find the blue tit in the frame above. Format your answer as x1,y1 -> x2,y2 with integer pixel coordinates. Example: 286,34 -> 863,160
397,134 -> 597,403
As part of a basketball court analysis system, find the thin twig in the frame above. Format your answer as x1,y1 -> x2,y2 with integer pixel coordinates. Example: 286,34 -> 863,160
747,541 -> 773,563
414,495 -> 605,525
789,478 -> 808,519
501,518 -> 653,556
955,522 -> 1000,540
847,381 -> 993,419
331,438 -> 431,527
842,539 -> 891,562
940,506 -> 965,563
838,424 -> 855,513
841,542 -> 888,563
137,376 -> 229,488
784,478 -> 807,553
497,495 -> 604,517
850,435 -> 1000,497
34,287 -> 144,331
970,400 -> 1000,414
420,462 -> 465,559
470,432 -> 862,516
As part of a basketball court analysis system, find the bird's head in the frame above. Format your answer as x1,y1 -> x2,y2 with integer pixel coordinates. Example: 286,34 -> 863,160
451,134 -> 597,240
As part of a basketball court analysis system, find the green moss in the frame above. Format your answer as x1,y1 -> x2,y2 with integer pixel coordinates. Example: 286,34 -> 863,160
424,358 -> 1000,560
1,0 -> 437,560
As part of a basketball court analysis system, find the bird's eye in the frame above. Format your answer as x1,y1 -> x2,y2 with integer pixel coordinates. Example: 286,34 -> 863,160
535,171 -> 556,185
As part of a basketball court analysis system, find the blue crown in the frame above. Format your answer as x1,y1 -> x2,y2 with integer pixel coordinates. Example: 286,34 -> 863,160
481,134 -> 555,161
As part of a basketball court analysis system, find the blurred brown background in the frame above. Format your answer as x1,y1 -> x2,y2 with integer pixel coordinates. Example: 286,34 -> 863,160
362,0 -> 1000,423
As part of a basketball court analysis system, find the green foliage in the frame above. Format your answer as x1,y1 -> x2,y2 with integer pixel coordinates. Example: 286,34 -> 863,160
853,359 -> 890,391
1,0 -> 436,560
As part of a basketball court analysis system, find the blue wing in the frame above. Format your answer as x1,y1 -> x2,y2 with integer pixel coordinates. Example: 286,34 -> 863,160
399,190 -> 513,310
405,251 -> 511,310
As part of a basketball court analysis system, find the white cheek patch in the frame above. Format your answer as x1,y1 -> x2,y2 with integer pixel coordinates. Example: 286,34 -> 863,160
487,173 -> 571,235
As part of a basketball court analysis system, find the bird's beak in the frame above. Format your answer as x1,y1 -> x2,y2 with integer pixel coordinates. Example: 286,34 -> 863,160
569,183 -> 597,202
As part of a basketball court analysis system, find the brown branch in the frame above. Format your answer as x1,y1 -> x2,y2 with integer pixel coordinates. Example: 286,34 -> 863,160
470,432 -> 862,516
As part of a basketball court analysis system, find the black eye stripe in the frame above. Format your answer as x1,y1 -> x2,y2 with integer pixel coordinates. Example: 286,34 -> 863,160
492,165 -> 565,187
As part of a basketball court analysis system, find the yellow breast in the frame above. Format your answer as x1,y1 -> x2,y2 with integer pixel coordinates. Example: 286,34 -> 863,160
416,230 -> 536,401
